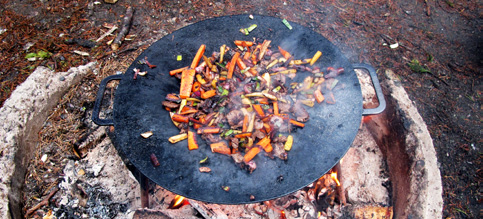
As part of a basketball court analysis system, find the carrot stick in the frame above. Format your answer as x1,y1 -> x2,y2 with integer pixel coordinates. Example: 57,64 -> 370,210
171,114 -> 189,123
236,58 -> 247,70
180,69 -> 196,99
179,108 -> 198,115
252,104 -> 265,117
227,52 -> 240,79
169,66 -> 188,76
188,130 -> 199,150
278,46 -> 291,59
289,119 -> 305,128
197,126 -> 221,134
244,147 -> 261,162
273,101 -> 279,115
201,89 -> 217,99
191,44 -> 206,69
234,40 -> 254,47
243,48 -> 251,60
242,115 -> 249,132
234,132 -> 252,138
210,141 -> 231,155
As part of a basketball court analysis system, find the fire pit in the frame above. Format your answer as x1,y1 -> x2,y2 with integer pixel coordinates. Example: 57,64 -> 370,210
0,17 -> 442,219
91,15 -> 386,205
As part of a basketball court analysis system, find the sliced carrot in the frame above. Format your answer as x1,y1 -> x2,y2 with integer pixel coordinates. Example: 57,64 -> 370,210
243,48 -> 251,60
252,104 -> 265,117
169,66 -> 188,76
263,142 -> 273,153
314,89 -> 325,103
193,123 -> 202,129
180,69 -> 196,99
179,107 -> 198,115
273,101 -> 279,115
244,147 -> 261,162
254,97 -> 269,105
188,130 -> 199,150
234,132 -> 252,138
234,40 -> 254,47
191,44 -> 206,69
171,114 -> 189,123
192,81 -> 201,92
227,52 -> 240,79
210,141 -> 231,155
236,58 -> 247,71
201,89 -> 217,99
242,115 -> 249,132
278,46 -> 291,59
289,119 -> 305,128
197,126 -> 221,134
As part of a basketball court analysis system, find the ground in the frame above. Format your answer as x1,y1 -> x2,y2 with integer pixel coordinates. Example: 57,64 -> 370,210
0,0 -> 480,218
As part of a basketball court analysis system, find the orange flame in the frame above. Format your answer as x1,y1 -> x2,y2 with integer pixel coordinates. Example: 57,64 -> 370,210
330,171 -> 341,186
280,210 -> 287,219
169,195 -> 187,209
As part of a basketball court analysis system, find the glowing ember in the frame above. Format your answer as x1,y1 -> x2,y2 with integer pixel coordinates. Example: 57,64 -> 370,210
330,171 -> 341,186
169,194 -> 188,209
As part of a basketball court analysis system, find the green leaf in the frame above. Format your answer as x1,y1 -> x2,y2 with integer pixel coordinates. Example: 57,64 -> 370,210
408,59 -> 431,73
25,53 -> 38,59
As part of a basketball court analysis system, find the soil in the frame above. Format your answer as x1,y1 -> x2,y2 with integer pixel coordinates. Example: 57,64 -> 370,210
0,0 -> 480,218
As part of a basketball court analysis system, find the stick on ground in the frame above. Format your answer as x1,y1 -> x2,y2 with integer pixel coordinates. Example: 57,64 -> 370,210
111,6 -> 134,51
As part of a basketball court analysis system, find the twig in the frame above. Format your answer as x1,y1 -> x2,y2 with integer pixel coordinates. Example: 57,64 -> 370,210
96,25 -> 118,43
425,0 -> 431,16
111,6 -> 134,51
25,187 -> 59,216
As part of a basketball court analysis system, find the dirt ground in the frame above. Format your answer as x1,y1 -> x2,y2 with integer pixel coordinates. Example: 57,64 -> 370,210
0,0 -> 480,218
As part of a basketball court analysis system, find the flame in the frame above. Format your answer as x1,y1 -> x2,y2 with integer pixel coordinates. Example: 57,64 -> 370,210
362,115 -> 373,123
330,171 -> 341,186
169,195 -> 188,209
317,211 -> 321,218
280,210 -> 287,219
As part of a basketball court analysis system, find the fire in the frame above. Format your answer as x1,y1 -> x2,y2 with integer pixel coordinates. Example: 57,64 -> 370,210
280,210 -> 287,219
330,171 -> 341,186
169,194 -> 188,209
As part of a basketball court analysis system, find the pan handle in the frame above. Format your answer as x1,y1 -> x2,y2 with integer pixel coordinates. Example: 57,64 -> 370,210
352,63 -> 386,116
92,74 -> 122,126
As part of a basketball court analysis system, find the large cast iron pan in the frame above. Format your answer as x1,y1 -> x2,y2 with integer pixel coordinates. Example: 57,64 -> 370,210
92,15 -> 385,204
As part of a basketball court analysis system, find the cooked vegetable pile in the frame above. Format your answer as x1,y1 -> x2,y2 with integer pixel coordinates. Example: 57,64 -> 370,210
162,39 -> 344,173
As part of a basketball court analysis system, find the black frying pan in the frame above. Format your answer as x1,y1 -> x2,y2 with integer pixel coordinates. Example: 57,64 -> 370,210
92,15 -> 385,204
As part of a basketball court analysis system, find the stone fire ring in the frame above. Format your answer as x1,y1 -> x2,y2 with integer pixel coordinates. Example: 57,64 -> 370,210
0,63 -> 443,218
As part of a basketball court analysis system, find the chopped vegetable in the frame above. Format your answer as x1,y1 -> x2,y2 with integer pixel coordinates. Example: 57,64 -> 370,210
309,51 -> 322,66
227,52 -> 240,79
199,167 -> 211,173
169,133 -> 188,143
188,130 -> 199,150
282,19 -> 293,30
201,89 -> 217,99
199,157 -> 209,164
244,147 -> 261,162
171,114 -> 189,123
150,153 -> 160,167
141,131 -> 153,138
210,141 -> 231,155
191,44 -> 206,69
314,89 -> 325,103
180,69 -> 196,99
170,66 -> 188,76
284,135 -> 293,151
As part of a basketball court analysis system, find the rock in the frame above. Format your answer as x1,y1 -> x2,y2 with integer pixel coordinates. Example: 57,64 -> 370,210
0,62 -> 97,219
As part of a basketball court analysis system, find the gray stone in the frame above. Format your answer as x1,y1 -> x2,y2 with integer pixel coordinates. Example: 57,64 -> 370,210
0,62 -> 97,219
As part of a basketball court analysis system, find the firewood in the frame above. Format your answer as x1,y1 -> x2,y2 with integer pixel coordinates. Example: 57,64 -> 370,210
111,6 -> 134,51
25,187 -> 59,216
